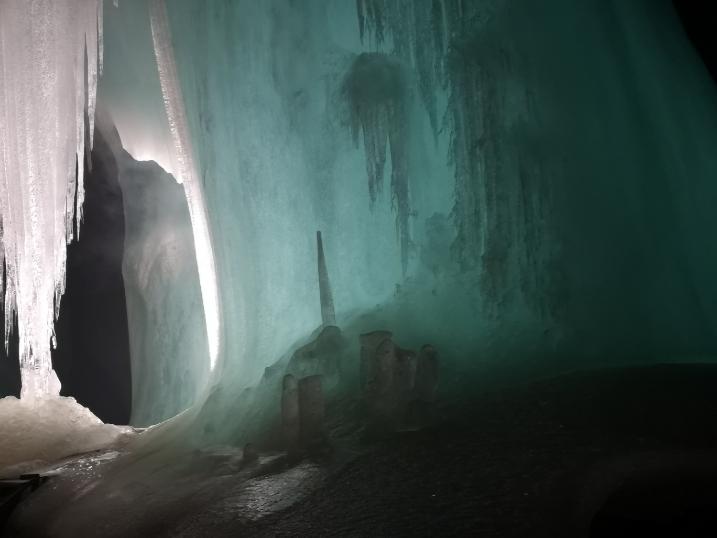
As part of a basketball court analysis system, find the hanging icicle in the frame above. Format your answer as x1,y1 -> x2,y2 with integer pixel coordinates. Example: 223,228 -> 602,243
343,52 -> 412,275
355,0 -> 555,315
0,0 -> 104,398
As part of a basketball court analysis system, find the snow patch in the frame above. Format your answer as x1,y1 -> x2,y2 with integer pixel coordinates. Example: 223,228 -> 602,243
0,396 -> 136,477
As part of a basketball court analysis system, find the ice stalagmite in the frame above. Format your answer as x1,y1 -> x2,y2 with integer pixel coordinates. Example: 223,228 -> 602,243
316,231 -> 336,327
0,0 -> 104,398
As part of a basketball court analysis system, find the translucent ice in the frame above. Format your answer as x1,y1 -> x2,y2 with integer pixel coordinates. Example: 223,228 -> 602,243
0,0 -> 103,397
149,0 -> 220,371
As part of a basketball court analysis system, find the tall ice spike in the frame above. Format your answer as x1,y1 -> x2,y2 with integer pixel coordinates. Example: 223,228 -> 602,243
316,231 -> 336,327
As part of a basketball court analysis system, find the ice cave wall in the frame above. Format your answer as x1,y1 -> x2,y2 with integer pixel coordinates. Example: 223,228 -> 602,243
100,0 -> 717,430
162,0 -> 717,378
162,0 -> 451,391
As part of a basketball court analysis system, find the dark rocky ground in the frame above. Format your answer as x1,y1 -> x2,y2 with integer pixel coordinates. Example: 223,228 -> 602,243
226,363 -> 717,537
6,363 -> 717,537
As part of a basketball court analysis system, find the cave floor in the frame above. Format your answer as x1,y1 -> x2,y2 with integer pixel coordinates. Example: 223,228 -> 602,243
6,363 -> 717,537
227,363 -> 717,537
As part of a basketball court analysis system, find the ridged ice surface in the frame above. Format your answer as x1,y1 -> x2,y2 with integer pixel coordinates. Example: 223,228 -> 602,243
0,0 -> 103,397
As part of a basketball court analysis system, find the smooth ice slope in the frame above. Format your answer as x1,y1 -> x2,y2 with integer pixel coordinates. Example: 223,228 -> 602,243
0,0 -> 103,397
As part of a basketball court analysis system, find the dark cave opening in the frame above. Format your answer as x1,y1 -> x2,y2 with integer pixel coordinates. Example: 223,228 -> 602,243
51,127 -> 132,425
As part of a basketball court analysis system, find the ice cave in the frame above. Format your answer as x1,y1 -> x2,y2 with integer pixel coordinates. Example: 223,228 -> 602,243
2,0 -> 717,536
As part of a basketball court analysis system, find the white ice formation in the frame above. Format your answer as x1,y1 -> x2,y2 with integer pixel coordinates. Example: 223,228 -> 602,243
0,395 -> 135,477
0,0 -> 104,398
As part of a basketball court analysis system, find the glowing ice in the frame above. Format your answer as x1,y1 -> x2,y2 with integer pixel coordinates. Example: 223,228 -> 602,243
149,0 -> 221,371
0,0 -> 104,398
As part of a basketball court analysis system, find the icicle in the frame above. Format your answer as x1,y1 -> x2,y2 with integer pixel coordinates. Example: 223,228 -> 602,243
356,0 -> 366,43
343,52 -> 412,275
0,0 -> 104,398
355,0 -> 554,311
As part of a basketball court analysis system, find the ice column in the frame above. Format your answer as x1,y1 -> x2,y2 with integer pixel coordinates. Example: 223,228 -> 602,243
149,0 -> 221,370
0,0 -> 103,398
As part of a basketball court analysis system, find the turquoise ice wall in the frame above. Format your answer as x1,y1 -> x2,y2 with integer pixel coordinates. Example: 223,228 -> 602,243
103,0 -> 717,425
164,0 -> 437,388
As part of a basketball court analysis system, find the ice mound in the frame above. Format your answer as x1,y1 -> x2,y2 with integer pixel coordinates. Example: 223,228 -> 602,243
0,396 -> 136,477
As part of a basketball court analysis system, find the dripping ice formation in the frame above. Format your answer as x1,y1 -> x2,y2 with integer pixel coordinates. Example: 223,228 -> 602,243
0,0 -> 104,398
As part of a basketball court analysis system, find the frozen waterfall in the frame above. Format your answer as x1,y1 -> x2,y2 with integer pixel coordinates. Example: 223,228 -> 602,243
0,0 -> 104,398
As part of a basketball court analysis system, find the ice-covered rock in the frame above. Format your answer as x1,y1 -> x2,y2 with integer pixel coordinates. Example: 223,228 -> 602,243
359,331 -> 393,391
362,333 -> 439,428
281,374 -> 300,449
298,375 -> 325,446
394,347 -> 418,405
415,345 -> 439,403
287,326 -> 344,387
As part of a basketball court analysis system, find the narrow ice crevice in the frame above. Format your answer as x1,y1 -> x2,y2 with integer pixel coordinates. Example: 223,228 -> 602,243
149,0 -> 221,371
0,0 -> 103,398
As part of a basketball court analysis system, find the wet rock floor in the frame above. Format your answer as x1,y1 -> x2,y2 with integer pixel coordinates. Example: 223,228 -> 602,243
239,363 -> 717,537
6,363 -> 717,537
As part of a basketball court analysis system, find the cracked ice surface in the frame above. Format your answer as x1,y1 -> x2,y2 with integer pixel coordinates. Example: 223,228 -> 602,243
0,0 -> 103,397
